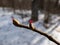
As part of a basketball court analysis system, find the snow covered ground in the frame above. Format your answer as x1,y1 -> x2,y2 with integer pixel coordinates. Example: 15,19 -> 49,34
0,7 -> 60,45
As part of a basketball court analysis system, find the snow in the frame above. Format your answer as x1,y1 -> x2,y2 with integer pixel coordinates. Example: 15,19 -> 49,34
0,7 -> 60,45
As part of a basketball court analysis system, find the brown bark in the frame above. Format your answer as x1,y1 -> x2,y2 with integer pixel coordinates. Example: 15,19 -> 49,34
12,18 -> 60,45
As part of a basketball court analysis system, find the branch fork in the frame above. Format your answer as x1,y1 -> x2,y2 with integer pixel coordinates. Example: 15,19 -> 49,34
12,18 -> 60,45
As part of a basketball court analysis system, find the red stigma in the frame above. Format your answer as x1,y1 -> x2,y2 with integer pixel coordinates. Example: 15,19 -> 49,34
29,19 -> 33,23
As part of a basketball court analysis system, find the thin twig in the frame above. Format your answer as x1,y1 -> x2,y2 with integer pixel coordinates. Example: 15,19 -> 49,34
13,23 -> 60,45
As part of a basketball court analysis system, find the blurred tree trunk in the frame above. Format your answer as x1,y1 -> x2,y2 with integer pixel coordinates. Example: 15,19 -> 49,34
0,0 -> 3,7
8,0 -> 16,13
11,0 -> 15,13
55,0 -> 59,7
44,0 -> 59,24
44,0 -> 51,24
31,0 -> 38,22
31,0 -> 44,22
2,0 -> 5,12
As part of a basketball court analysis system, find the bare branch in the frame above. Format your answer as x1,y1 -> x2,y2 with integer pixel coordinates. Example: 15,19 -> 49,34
12,18 -> 60,45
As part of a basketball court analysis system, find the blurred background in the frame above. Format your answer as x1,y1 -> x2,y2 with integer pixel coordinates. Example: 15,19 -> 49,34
0,0 -> 60,45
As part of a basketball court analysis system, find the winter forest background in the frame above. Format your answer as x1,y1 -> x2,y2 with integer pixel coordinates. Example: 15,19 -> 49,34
0,0 -> 60,45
